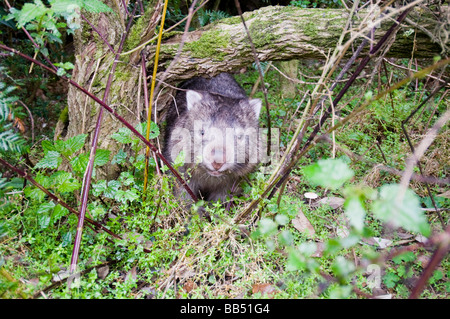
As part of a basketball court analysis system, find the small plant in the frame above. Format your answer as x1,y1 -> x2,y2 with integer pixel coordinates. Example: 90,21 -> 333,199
0,80 -> 27,155
252,157 -> 432,298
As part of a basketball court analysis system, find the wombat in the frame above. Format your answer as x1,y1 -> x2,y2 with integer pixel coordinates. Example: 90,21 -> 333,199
163,73 -> 262,204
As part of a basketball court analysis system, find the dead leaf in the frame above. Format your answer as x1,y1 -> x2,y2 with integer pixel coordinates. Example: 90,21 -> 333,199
437,190 -> 450,199
417,255 -> 431,268
97,265 -> 109,279
183,280 -> 197,293
372,237 -> 393,249
252,283 -> 279,298
396,231 -> 414,239
414,234 -> 428,244
125,266 -> 137,283
311,242 -> 325,257
292,210 -> 316,237
313,196 -> 345,209
13,118 -> 26,133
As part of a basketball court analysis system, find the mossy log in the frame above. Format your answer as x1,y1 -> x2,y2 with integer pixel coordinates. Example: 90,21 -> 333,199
148,5 -> 443,82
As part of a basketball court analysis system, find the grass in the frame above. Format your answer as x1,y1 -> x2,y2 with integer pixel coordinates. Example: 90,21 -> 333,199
1,59 -> 449,299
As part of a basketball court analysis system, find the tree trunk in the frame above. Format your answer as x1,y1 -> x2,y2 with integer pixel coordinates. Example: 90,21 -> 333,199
64,4 -> 443,179
64,1 -> 160,179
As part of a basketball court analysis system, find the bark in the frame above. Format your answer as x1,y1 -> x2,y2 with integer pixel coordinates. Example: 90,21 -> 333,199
65,1 -> 160,179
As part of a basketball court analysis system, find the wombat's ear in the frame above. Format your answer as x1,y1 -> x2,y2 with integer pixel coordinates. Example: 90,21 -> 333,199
186,90 -> 203,110
248,99 -> 262,118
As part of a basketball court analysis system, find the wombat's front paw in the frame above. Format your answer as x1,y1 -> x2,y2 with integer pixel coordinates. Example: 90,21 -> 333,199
197,205 -> 211,222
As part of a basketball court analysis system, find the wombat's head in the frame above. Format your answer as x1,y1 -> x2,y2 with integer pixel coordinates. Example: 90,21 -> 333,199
170,90 -> 262,178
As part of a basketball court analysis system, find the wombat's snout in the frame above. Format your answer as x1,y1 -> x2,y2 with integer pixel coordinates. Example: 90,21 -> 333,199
210,148 -> 226,171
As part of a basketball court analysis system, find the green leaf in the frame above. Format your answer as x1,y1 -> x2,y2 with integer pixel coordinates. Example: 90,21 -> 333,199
35,151 -> 62,169
302,158 -> 354,190
372,184 -> 431,236
53,204 -> 69,221
36,202 -> 55,214
344,195 -> 366,232
259,218 -> 277,236
52,171 -> 81,193
275,214 -> 289,226
112,149 -> 127,164
79,0 -> 113,13
331,256 -> 355,279
38,214 -> 51,229
50,0 -> 81,14
383,272 -> 400,289
61,231 -> 72,247
91,180 -> 107,197
111,128 -> 133,144
278,230 -> 293,246
24,186 -> 46,202
13,2 -> 48,28
145,121 -> 160,139
61,134 -> 87,156
115,189 -> 139,204
119,172 -> 134,186
41,140 -> 56,152
70,153 -> 89,173
94,149 -> 111,166
92,180 -> 121,198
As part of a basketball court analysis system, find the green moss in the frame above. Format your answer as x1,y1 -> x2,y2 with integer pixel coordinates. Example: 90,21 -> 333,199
220,16 -> 241,25
303,21 -> 319,38
58,106 -> 69,124
185,29 -> 231,60
125,17 -> 148,52
248,18 -> 277,48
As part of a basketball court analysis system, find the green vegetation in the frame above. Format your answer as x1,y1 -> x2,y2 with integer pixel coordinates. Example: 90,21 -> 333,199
0,0 -> 448,300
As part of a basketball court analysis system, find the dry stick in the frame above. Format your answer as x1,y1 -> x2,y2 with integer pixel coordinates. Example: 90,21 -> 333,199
267,35 -> 371,200
401,83 -> 448,229
140,53 -> 161,177
0,158 -> 120,239
70,5 -> 138,274
424,89 -> 448,132
409,224 -> 450,299
381,59 -> 396,117
399,108 -> 450,229
233,0 -> 271,157
0,43 -> 197,201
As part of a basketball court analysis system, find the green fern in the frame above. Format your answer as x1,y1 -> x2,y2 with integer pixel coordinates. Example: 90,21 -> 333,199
0,84 -> 27,154
197,9 -> 230,27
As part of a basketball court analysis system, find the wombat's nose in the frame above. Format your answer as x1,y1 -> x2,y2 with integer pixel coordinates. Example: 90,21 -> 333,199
211,148 -> 226,171
212,161 -> 224,171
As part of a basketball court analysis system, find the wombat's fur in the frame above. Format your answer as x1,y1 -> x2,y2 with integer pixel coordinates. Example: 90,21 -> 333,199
163,73 -> 262,203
